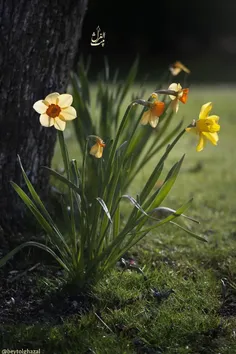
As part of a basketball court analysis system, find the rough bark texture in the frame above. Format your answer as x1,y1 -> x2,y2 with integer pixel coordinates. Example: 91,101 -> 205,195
0,0 -> 88,245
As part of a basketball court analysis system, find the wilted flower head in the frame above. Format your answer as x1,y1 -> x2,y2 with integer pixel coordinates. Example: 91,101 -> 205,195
169,61 -> 190,76
90,136 -> 106,158
33,92 -> 77,131
186,102 -> 220,152
168,83 -> 189,113
140,93 -> 165,128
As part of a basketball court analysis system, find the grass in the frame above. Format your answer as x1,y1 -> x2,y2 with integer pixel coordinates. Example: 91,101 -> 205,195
2,84 -> 236,353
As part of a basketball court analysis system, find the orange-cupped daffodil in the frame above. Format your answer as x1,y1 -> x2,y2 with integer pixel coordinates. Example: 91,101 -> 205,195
90,137 -> 106,158
169,61 -> 190,76
186,102 -> 220,152
33,92 -> 77,131
168,83 -> 189,113
140,93 -> 165,128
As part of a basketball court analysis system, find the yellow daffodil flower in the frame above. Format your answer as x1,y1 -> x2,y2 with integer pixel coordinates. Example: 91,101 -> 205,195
168,83 -> 189,113
90,137 -> 106,158
33,92 -> 77,131
169,61 -> 190,76
140,93 -> 165,128
186,102 -> 220,152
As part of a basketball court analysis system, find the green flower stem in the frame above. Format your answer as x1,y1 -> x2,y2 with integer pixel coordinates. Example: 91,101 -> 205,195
155,89 -> 178,96
122,108 -> 146,158
57,131 -> 77,262
57,131 -> 70,180
155,125 -> 188,165
82,138 -> 89,195
77,138 -> 90,269
89,157 -> 105,257
108,100 -> 138,167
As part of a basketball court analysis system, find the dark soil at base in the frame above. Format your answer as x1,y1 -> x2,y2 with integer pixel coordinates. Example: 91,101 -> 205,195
0,252 -> 94,326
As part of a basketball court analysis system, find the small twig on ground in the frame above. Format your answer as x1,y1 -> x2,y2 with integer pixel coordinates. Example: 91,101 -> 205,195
94,312 -> 114,334
8,262 -> 41,283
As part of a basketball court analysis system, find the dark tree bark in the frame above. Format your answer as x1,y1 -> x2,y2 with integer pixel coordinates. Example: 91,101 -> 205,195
0,0 -> 88,245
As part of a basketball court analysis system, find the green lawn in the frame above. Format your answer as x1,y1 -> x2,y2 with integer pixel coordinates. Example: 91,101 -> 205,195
2,84 -> 236,353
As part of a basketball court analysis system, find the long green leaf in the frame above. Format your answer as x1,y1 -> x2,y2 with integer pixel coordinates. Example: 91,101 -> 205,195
0,241 -> 70,271
143,155 -> 185,212
96,197 -> 112,224
11,182 -> 71,258
117,56 -> 139,107
42,166 -> 80,193
17,156 -> 58,226
169,221 -> 207,242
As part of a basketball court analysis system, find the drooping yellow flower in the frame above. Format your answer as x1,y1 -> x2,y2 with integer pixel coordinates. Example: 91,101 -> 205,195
140,93 -> 165,128
169,61 -> 190,76
186,102 -> 220,152
90,137 -> 106,158
33,92 -> 77,131
168,83 -> 189,113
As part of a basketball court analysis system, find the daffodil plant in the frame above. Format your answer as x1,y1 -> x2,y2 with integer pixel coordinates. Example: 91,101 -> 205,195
0,66 -> 220,292
70,59 -> 188,195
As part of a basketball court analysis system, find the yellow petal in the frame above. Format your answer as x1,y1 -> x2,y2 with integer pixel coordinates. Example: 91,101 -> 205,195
207,115 -> 220,123
168,83 -> 178,92
171,99 -> 179,113
196,134 -> 206,152
90,143 -> 99,156
202,132 -> 219,145
95,145 -> 103,158
60,106 -> 77,121
33,100 -> 48,114
170,67 -> 181,76
199,102 -> 212,120
140,110 -> 151,125
177,83 -> 182,91
39,114 -> 54,127
151,93 -> 158,99
45,92 -> 60,105
54,117 -> 66,131
149,117 -> 159,128
57,94 -> 73,108
175,61 -> 191,74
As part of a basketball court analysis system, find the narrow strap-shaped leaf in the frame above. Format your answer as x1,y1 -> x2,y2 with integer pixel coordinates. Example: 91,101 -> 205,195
11,182 -> 71,257
129,199 -> 195,236
151,207 -> 200,224
96,197 -> 112,223
70,159 -> 81,187
117,56 -> 139,107
119,195 -> 153,219
0,241 -> 70,272
143,155 -> 185,212
168,221 -> 207,242
42,166 -> 80,193
16,156 -> 64,238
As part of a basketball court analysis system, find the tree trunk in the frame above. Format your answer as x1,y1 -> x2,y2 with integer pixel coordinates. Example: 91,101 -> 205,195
0,0 -> 88,246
